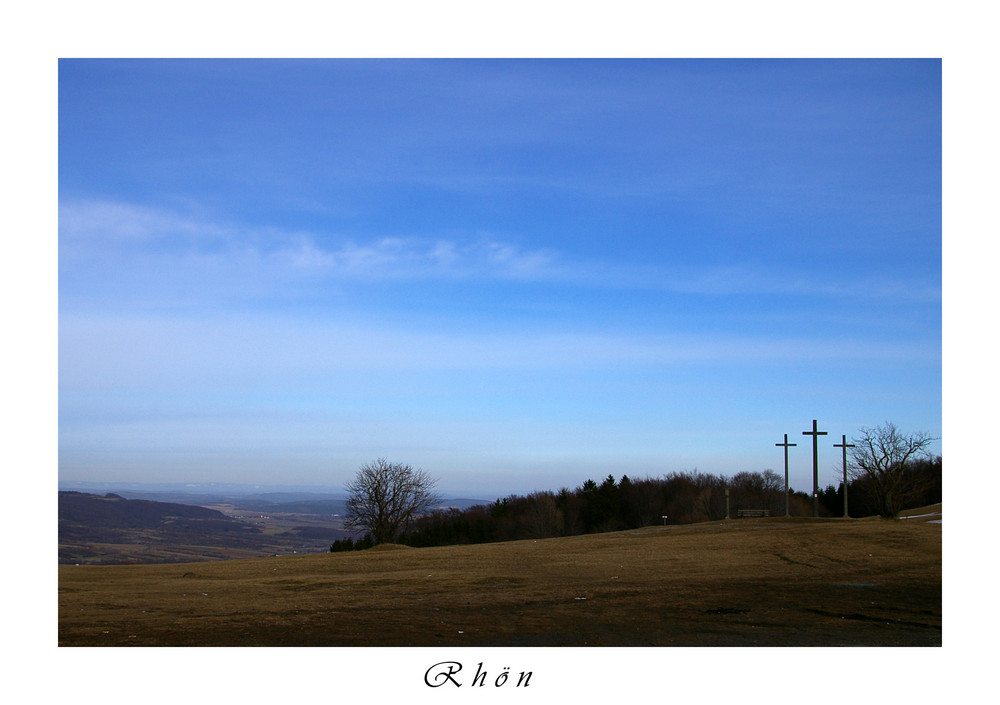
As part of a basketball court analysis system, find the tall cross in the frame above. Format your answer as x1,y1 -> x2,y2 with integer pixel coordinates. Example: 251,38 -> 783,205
802,419 -> 828,517
833,435 -> 855,518
775,433 -> 797,517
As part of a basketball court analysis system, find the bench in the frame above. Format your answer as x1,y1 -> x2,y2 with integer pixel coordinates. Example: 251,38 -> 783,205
736,509 -> 771,518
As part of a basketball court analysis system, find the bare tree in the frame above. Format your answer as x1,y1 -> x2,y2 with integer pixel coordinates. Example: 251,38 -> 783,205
344,458 -> 441,544
848,422 -> 936,518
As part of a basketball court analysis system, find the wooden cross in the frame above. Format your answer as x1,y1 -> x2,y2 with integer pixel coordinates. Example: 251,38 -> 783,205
775,433 -> 797,516
833,434 -> 856,518
802,419 -> 828,517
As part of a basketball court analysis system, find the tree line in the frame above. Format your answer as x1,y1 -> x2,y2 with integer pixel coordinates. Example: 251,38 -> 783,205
332,468 -> 819,551
332,424 -> 941,552
819,454 -> 941,518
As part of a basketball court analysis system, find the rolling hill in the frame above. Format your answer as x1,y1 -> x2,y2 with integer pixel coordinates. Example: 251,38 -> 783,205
58,514 -> 941,646
58,491 -> 353,564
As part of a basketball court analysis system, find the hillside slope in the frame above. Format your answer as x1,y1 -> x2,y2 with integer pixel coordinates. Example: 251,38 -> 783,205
59,492 -> 357,564
59,492 -> 271,564
59,516 -> 941,646
59,491 -> 237,528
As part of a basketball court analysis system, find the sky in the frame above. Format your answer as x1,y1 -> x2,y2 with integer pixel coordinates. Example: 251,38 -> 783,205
57,59 -> 941,498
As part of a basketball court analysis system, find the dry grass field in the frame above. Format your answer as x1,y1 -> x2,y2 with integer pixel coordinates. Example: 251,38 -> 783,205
58,512 -> 941,647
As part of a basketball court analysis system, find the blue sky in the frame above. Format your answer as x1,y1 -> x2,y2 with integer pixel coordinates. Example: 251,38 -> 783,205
58,59 -> 941,497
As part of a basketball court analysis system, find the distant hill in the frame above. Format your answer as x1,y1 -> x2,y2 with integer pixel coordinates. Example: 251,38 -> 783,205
59,491 -> 237,529
58,483 -> 485,512
58,492 -> 268,564
57,489 -> 489,565
58,491 -> 358,565
57,480 -> 348,498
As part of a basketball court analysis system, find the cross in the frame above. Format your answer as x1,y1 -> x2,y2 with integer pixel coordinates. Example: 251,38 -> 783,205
833,435 -> 856,518
802,419 -> 827,517
776,433 -> 797,517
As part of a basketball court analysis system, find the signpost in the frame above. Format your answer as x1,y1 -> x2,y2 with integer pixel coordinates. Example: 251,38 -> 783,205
802,419 -> 828,517
775,433 -> 797,517
833,435 -> 855,517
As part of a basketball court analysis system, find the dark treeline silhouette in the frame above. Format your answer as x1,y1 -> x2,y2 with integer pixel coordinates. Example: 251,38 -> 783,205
819,455 -> 942,518
396,469 -> 809,549
328,534 -> 375,552
331,457 -> 943,552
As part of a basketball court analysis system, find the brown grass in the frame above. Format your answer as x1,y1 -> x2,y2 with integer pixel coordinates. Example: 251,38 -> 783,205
58,516 -> 941,646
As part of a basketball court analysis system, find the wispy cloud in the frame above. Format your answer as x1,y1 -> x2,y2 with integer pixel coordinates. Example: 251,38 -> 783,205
60,199 -> 938,303
59,200 -> 232,245
60,199 -> 557,284
275,234 -> 557,281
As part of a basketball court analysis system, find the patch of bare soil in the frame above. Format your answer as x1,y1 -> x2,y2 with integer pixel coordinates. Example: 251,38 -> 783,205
58,517 -> 940,646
